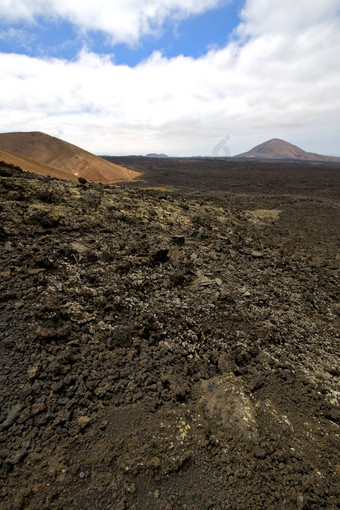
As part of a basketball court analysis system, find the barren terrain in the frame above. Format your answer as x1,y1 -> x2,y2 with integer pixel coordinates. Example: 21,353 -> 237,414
0,132 -> 140,183
233,139 -> 340,163
0,149 -> 77,182
0,158 -> 339,509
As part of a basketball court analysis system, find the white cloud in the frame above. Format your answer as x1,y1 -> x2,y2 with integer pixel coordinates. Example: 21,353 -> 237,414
0,0 -> 340,156
0,0 -> 229,45
238,0 -> 340,37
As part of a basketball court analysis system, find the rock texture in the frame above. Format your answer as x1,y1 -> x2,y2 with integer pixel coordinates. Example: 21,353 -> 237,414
0,160 -> 339,509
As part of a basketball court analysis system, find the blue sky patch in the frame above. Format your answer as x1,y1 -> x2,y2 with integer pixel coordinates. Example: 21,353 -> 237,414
0,2 -> 242,65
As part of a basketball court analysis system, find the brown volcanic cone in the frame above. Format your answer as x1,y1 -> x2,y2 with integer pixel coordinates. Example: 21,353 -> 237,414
0,131 -> 140,183
0,148 -> 77,180
235,138 -> 340,163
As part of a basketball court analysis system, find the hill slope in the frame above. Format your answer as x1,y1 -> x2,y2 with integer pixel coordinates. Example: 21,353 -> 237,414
0,148 -> 77,181
0,131 -> 140,183
235,138 -> 340,162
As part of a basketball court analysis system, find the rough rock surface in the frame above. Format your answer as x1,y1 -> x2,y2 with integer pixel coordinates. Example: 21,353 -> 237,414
0,161 -> 339,509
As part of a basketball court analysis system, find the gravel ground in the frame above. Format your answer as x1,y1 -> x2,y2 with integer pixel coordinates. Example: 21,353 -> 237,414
0,160 -> 339,509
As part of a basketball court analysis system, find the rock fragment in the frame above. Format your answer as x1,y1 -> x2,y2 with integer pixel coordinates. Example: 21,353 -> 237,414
78,416 -> 91,430
1,403 -> 23,429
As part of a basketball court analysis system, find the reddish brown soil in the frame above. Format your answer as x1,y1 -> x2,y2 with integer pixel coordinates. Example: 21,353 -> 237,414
0,149 -> 77,181
0,132 -> 140,183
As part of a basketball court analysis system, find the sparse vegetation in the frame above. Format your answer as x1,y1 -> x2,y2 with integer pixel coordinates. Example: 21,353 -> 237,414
0,160 -> 339,509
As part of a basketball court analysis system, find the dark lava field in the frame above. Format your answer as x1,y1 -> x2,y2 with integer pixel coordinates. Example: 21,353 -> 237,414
0,158 -> 339,509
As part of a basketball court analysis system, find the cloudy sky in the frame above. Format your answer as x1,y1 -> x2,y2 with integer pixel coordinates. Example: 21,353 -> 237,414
1,0 -> 339,156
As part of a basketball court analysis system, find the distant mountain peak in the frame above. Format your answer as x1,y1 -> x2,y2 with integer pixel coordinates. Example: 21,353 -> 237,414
145,153 -> 169,158
234,139 -> 340,163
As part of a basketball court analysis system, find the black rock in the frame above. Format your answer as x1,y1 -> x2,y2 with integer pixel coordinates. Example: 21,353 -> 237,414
1,403 -> 23,429
172,235 -> 185,246
151,249 -> 169,264
110,325 -> 133,347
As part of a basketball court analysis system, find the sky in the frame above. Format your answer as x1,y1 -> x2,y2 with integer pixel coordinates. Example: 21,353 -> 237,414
0,0 -> 340,156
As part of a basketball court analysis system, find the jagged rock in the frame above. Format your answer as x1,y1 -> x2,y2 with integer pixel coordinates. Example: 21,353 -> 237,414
1,404 -> 23,429
0,160 -> 339,509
